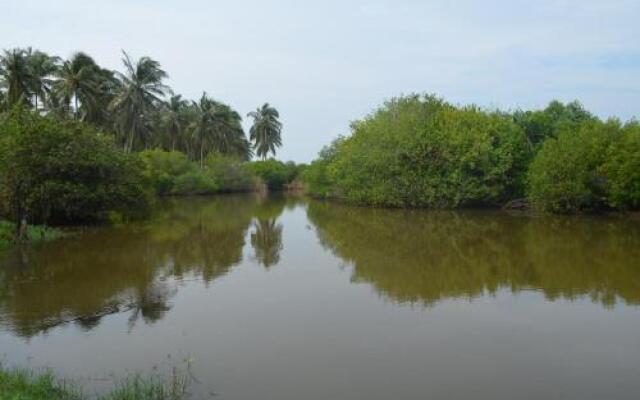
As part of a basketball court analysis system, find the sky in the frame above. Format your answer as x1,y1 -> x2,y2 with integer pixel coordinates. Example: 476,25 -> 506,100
2,0 -> 639,162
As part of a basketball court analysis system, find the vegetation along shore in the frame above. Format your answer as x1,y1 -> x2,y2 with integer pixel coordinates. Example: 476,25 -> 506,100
1,47 -> 639,252
302,94 -> 639,214
0,47 -> 304,247
0,365 -> 190,400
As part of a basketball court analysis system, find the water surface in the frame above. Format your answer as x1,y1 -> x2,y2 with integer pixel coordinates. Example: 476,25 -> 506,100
1,195 -> 639,399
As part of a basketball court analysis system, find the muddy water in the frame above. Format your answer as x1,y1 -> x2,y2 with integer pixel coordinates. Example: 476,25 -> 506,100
1,194 -> 639,399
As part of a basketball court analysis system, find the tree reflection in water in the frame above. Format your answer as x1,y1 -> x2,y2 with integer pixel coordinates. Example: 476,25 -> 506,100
0,194 -> 287,338
306,201 -> 640,308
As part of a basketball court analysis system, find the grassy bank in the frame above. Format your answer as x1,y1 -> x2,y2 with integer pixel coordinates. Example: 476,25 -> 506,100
0,366 -> 189,400
0,220 -> 64,249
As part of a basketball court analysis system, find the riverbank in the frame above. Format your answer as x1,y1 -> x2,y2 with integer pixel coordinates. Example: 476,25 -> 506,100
0,220 -> 64,249
0,366 -> 189,400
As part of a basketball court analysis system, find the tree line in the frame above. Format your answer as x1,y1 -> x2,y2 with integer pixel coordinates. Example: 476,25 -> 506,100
302,94 -> 640,214
0,47 -> 282,162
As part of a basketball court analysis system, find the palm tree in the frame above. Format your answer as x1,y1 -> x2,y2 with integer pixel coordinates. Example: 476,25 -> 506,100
161,94 -> 189,151
190,93 -> 221,168
0,48 -> 32,107
209,103 -> 250,158
248,103 -> 282,160
190,93 -> 253,167
110,51 -> 169,152
77,66 -> 118,129
53,52 -> 100,119
25,49 -> 59,112
0,90 -> 6,112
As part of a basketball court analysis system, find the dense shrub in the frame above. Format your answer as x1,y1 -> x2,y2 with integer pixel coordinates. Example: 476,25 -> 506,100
139,149 -> 195,194
302,138 -> 344,197
527,120 -> 619,213
303,95 -> 530,208
248,159 -> 302,190
513,100 -> 595,148
602,122 -> 640,210
205,154 -> 255,192
138,149 -> 218,195
0,109 -> 150,224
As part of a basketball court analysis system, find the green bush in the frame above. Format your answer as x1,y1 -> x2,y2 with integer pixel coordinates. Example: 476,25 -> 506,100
171,169 -> 218,195
302,138 -> 343,197
602,122 -> 640,210
0,108 -> 150,224
248,159 -> 301,190
205,154 -> 255,192
303,95 -> 530,208
513,100 -> 595,148
138,149 -> 194,195
527,120 -> 619,213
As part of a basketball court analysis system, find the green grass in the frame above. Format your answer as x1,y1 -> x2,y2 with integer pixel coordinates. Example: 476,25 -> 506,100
0,220 -> 64,249
0,367 -> 189,400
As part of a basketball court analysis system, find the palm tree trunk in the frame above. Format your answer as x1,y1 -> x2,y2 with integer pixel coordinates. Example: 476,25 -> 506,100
200,141 -> 204,169
74,95 -> 78,119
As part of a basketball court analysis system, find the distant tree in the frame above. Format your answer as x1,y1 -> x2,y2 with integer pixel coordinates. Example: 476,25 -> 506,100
161,94 -> 189,151
53,52 -> 100,119
25,48 -> 59,111
190,93 -> 251,167
248,103 -> 282,159
110,51 -> 169,152
0,48 -> 32,107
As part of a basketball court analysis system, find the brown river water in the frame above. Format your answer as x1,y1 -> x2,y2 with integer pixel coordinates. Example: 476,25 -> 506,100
1,194 -> 640,399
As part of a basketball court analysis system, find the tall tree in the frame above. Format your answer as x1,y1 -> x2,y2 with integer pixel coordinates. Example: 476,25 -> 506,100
248,103 -> 282,160
190,93 -> 251,167
53,52 -> 100,119
0,48 -> 32,107
25,48 -> 59,111
110,51 -> 169,152
190,93 -> 221,168
161,94 -> 189,151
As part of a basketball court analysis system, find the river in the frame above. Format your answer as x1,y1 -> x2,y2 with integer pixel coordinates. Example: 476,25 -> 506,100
1,194 -> 639,399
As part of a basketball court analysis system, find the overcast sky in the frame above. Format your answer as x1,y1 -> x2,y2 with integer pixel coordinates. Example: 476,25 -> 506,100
3,0 -> 639,162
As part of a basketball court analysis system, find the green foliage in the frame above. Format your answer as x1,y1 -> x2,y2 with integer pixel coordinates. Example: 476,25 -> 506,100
302,138 -> 344,197
513,100 -> 595,148
171,169 -> 218,195
1,46 -> 258,162
139,149 -> 259,195
303,95 -> 530,208
527,120 -> 619,213
602,122 -> 640,210
0,368 -> 81,400
0,367 -> 189,400
248,159 -> 301,190
138,149 -> 199,195
0,108 -> 150,224
205,154 -> 255,192
248,103 -> 282,159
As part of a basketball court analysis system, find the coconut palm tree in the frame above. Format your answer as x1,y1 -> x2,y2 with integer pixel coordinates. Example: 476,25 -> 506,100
190,93 -> 221,168
25,49 -> 59,112
190,93 -> 253,167
0,48 -> 32,107
110,51 -> 169,152
161,94 -> 189,151
248,103 -> 282,160
53,52 -> 100,119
